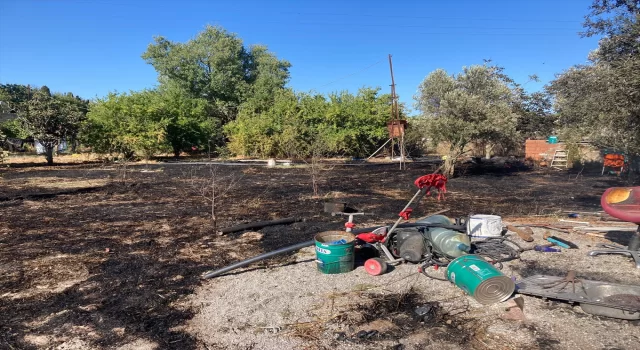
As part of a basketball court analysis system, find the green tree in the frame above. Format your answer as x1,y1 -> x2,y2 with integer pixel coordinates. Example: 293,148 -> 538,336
514,91 -> 555,140
84,90 -> 168,159
142,25 -> 291,124
225,87 -> 393,159
549,1 -> 640,157
20,87 -> 84,164
159,84 -> 217,157
0,84 -> 31,137
84,88 -> 216,159
55,92 -> 89,152
0,84 -> 31,114
414,65 -> 519,176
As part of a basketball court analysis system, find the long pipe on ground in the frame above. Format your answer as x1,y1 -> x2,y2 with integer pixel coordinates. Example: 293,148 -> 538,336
201,222 -> 466,279
218,217 -> 301,235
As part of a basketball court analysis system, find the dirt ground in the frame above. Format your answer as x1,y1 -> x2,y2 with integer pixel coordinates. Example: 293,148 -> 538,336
1,158 -> 639,349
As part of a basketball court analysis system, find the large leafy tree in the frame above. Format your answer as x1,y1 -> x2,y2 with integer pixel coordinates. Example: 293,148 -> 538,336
159,84 -> 217,157
224,87 -> 393,158
84,88 -> 215,159
84,90 -> 168,159
0,84 -> 30,138
414,65 -> 520,175
142,25 -> 291,124
20,87 -> 85,164
549,0 -> 640,157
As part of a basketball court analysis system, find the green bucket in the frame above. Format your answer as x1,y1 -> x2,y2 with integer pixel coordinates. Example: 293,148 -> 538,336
446,254 -> 515,304
314,231 -> 356,274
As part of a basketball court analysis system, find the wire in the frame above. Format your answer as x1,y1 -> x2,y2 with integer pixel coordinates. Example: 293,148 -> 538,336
471,237 -> 522,263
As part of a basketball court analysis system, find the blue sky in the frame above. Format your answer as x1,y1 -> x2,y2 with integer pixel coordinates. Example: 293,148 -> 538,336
0,0 -> 599,111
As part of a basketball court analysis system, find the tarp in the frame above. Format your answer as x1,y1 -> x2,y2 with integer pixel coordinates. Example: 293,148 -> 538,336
34,140 -> 67,154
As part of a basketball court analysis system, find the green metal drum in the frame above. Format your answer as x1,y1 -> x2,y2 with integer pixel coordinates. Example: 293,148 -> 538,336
446,254 -> 515,304
314,231 -> 356,274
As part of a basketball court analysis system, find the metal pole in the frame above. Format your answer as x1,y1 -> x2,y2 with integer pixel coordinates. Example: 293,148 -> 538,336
388,54 -> 399,120
387,188 -> 426,235
367,138 -> 392,160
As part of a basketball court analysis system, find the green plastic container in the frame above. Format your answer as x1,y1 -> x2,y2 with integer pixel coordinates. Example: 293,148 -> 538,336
446,254 -> 515,304
314,231 -> 356,274
548,136 -> 558,144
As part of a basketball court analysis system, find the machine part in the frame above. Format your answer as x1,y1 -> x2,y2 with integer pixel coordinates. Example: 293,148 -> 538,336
394,229 -> 427,262
364,258 -> 388,276
378,243 -> 404,265
446,254 -> 515,305
315,231 -> 356,274
588,243 -> 640,269
517,275 -> 640,320
331,211 -> 365,232
417,214 -> 453,225
541,270 -> 585,294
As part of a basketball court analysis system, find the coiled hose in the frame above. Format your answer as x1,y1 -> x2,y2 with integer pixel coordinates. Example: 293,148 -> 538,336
419,236 -> 523,281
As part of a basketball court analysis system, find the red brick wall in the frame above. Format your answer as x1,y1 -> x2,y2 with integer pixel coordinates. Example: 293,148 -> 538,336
525,139 -> 565,161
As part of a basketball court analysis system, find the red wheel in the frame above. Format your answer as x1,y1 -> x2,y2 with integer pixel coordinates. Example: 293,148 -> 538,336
364,258 -> 388,276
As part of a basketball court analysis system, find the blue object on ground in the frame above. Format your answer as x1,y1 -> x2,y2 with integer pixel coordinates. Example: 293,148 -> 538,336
328,239 -> 347,245
534,245 -> 561,252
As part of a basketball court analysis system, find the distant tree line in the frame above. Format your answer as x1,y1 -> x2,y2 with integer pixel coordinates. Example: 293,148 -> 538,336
1,1 -> 638,171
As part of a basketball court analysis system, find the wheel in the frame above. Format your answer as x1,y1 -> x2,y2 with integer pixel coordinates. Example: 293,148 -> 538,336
364,258 -> 388,276
628,228 -> 640,251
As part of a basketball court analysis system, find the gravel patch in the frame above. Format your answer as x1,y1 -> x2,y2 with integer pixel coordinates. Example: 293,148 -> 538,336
186,225 -> 640,349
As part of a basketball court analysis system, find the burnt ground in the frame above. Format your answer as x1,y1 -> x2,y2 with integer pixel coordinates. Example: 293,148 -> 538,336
0,160 -> 634,349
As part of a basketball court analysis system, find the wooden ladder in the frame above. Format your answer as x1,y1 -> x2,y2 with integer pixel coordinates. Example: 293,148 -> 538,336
550,150 -> 568,169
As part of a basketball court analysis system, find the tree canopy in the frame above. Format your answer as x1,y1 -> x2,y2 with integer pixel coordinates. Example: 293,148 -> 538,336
549,0 -> 640,157
84,87 -> 216,159
142,25 -> 291,124
20,87 -> 86,164
414,65 -> 521,175
225,87 -> 394,159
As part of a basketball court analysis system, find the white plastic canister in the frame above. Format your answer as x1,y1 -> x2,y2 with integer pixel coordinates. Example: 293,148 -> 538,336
467,215 -> 504,238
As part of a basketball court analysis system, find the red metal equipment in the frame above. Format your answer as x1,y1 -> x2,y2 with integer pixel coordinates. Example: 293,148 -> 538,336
589,187 -> 640,268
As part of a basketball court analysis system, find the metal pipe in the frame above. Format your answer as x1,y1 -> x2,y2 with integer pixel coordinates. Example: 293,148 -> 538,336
387,188 -> 426,236
202,226 -> 382,279
367,138 -> 392,160
202,240 -> 315,279
201,222 -> 466,279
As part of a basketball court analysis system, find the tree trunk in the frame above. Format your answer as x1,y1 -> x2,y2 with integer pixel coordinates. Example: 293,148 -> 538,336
485,143 -> 492,159
45,146 -> 54,165
443,156 -> 456,177
71,136 -> 78,153
443,145 -> 464,177
173,146 -> 181,158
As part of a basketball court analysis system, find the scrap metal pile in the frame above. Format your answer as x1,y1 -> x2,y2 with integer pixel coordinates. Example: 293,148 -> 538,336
202,173 -> 640,320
